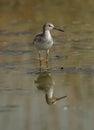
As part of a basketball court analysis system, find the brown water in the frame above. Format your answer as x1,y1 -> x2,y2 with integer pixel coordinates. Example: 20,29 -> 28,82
0,0 -> 94,130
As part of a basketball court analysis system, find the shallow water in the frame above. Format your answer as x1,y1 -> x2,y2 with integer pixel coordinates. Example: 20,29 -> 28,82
0,0 -> 94,130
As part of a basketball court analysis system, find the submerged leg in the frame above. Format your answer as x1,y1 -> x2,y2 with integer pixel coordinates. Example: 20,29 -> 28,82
46,50 -> 49,69
39,51 -> 42,69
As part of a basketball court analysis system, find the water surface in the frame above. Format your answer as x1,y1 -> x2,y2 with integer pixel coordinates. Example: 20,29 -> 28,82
0,0 -> 94,130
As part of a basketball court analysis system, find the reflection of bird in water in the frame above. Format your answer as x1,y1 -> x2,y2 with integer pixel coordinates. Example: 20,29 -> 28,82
35,71 -> 66,105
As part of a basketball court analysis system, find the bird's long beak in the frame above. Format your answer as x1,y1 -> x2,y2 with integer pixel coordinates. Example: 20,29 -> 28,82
56,96 -> 67,101
54,27 -> 64,32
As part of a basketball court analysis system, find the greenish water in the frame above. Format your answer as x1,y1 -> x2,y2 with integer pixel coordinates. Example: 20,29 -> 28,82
0,0 -> 94,130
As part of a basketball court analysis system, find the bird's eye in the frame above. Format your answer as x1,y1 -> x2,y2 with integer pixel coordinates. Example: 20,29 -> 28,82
49,25 -> 51,27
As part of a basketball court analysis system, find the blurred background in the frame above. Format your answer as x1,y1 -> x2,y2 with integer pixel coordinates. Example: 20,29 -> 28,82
0,0 -> 94,28
0,0 -> 94,130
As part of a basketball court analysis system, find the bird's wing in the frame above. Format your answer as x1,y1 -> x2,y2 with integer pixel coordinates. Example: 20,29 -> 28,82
33,33 -> 44,45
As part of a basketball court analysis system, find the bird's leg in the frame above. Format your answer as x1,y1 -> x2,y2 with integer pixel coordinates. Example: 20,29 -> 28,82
46,50 -> 49,69
39,51 -> 42,69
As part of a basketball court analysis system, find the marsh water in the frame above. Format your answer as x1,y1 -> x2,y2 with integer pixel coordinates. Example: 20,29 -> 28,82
0,0 -> 94,130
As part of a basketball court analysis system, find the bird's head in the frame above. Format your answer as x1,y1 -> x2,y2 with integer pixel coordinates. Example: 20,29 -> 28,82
45,94 -> 67,105
43,23 -> 64,32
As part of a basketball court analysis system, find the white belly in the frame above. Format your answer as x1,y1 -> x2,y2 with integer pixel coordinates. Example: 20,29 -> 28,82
34,30 -> 53,50
35,40 -> 53,50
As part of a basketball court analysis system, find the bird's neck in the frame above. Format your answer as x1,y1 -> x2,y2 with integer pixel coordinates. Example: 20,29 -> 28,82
43,30 -> 52,40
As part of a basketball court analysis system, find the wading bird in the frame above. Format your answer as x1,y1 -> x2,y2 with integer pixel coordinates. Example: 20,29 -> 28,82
33,23 -> 64,69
